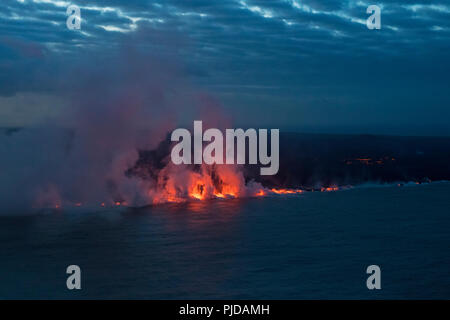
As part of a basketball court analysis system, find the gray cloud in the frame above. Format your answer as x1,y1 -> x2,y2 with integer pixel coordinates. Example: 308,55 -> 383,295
0,0 -> 449,134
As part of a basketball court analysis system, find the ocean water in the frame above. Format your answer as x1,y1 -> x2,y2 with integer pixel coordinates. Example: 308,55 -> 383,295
0,183 -> 449,299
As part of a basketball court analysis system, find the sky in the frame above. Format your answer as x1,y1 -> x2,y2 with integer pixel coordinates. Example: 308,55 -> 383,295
0,0 -> 449,135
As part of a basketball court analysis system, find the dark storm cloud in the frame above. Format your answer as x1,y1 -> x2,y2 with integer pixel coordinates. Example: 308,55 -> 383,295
0,0 -> 449,134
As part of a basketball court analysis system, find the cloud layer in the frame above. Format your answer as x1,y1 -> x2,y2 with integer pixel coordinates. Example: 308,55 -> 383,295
1,0 -> 449,134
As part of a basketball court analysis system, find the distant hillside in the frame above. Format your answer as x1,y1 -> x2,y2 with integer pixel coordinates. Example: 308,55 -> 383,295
128,132 -> 450,189
246,133 -> 450,188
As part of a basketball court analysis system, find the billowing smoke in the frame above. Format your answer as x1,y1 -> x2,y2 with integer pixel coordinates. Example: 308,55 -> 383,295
0,31 -> 236,213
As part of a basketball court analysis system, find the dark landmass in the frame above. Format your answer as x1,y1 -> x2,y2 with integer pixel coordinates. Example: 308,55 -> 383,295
248,133 -> 450,188
6,128 -> 447,190
130,132 -> 450,189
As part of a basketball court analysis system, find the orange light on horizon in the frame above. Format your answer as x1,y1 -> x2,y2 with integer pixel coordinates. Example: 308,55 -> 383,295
321,187 -> 339,192
255,190 -> 266,196
270,188 -> 304,195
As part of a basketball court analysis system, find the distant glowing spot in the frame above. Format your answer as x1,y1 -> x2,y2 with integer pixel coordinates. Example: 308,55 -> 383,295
255,190 -> 266,196
321,187 -> 339,192
270,188 -> 304,195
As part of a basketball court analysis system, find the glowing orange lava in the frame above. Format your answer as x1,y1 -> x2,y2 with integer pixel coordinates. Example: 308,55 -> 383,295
255,190 -> 266,197
270,188 -> 303,195
145,162 -> 345,205
51,165 -> 343,208
321,187 -> 339,192
150,164 -> 245,204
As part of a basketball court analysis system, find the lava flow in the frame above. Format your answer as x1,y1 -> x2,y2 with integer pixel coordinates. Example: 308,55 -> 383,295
150,164 -> 249,204
270,188 -> 304,195
44,157 -> 342,209
146,162 -> 339,205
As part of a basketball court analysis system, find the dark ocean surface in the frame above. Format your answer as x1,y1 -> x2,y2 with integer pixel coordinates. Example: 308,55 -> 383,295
0,182 -> 449,299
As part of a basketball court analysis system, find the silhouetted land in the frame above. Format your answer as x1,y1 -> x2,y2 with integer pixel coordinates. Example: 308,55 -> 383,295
130,132 -> 450,189
248,133 -> 450,188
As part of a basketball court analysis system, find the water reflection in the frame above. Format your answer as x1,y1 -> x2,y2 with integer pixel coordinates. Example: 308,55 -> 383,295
127,198 -> 247,230
3,183 -> 450,298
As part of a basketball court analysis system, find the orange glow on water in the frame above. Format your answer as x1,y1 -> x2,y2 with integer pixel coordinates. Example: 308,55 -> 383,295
270,188 -> 303,195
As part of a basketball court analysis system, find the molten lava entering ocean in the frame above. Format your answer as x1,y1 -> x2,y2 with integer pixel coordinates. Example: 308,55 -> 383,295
33,132 -> 346,210
149,163 -> 260,205
42,161 -> 343,209
133,162 -> 339,206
